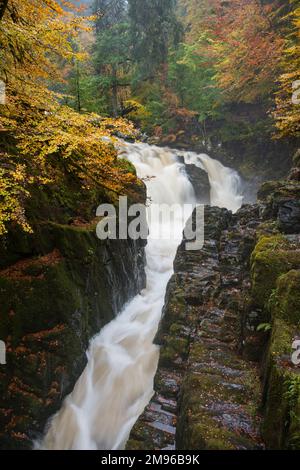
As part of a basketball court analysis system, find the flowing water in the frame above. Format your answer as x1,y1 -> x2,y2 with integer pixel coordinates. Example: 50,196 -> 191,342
39,143 -> 243,450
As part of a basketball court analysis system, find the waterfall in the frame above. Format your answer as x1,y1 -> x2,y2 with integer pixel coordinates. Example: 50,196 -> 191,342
38,143 -> 243,450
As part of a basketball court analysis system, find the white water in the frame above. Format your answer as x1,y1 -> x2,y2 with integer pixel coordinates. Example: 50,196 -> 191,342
39,143 -> 243,450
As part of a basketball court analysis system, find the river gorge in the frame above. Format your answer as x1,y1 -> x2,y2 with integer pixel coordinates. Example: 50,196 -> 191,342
1,143 -> 299,451
38,143 -> 243,450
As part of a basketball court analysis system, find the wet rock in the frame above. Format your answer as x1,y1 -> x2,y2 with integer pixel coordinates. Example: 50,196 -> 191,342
0,224 -> 146,450
184,164 -> 211,204
278,200 -> 300,234
128,206 -> 264,450
128,166 -> 300,451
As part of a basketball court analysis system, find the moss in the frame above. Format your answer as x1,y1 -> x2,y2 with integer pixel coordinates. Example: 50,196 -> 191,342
0,260 -> 82,342
251,239 -> 300,448
256,221 -> 280,238
117,158 -> 137,176
271,318 -> 296,358
257,181 -> 284,201
262,362 -> 290,449
177,369 -> 261,450
274,270 -> 300,326
263,358 -> 300,449
0,216 -> 146,449
169,323 -> 184,335
155,286 -> 188,345
126,439 -> 145,450
257,180 -> 300,203
159,336 -> 189,367
262,311 -> 300,449
251,235 -> 300,309
179,419 -> 236,450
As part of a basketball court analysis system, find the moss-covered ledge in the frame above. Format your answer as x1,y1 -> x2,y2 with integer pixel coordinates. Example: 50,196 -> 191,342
250,235 -> 300,313
250,233 -> 300,449
262,281 -> 300,449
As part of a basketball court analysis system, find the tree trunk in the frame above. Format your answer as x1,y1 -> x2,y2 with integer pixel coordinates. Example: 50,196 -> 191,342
76,61 -> 81,113
111,66 -> 118,117
0,0 -> 9,21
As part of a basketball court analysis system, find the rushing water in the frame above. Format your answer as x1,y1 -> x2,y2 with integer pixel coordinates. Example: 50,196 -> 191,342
39,143 -> 243,450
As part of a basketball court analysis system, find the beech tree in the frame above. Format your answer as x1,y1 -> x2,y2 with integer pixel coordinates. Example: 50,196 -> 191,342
0,0 -> 140,235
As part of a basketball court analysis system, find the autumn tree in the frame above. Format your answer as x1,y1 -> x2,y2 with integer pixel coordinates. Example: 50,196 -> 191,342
274,0 -> 300,138
180,0 -> 284,103
0,0 -> 140,235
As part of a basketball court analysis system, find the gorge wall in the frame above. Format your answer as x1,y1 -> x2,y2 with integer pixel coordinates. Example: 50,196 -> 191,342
128,150 -> 300,450
0,179 -> 147,449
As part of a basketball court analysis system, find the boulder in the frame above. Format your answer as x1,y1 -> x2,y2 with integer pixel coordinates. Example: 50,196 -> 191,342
184,163 -> 211,204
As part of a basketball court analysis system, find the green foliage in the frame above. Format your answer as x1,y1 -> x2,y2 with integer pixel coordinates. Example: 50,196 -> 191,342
257,323 -> 272,333
168,40 -> 221,122
93,21 -> 132,116
0,1 -> 141,235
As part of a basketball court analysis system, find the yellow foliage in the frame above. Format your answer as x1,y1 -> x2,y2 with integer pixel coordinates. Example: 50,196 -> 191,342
0,1 -> 140,235
274,4 -> 300,138
124,99 -> 151,122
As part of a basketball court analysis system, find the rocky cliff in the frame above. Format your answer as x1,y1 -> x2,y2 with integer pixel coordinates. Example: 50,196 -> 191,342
128,151 -> 300,450
0,174 -> 147,449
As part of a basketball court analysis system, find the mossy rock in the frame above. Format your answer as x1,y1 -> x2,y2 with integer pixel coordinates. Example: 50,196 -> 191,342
177,368 -> 261,450
0,219 -> 146,449
251,235 -> 300,309
257,181 -> 284,202
262,315 -> 300,449
178,418 -> 236,450
0,261 -> 84,342
257,180 -> 300,203
159,335 -> 189,367
274,270 -> 300,326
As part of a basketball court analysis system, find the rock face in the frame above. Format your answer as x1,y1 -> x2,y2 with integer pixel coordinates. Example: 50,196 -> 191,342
128,151 -> 300,450
128,206 -> 263,450
184,164 -> 211,205
0,223 -> 146,449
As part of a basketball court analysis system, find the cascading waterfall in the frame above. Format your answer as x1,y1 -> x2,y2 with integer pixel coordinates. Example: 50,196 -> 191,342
39,143 -> 243,450
182,150 -> 243,212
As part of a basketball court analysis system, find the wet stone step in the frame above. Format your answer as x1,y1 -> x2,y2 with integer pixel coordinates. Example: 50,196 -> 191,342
190,362 -> 246,379
149,421 -> 176,435
144,409 -> 176,428
155,370 -> 181,398
156,395 -> 177,413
